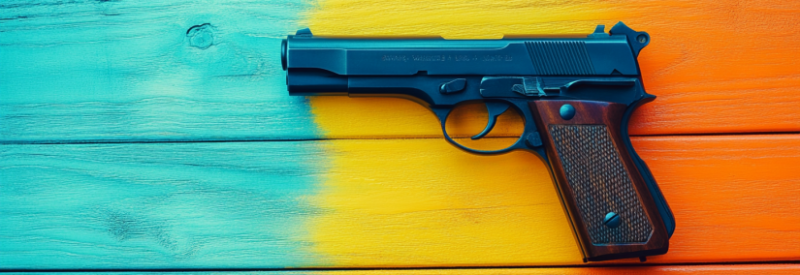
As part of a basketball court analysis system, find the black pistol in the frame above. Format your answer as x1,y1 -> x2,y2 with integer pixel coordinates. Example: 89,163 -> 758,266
282,22 -> 675,262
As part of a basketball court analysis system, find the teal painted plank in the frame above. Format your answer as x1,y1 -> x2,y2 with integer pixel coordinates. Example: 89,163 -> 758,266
0,142 -> 328,269
0,0 -> 318,143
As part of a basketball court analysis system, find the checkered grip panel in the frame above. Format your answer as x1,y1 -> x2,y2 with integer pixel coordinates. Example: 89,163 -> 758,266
549,124 -> 652,244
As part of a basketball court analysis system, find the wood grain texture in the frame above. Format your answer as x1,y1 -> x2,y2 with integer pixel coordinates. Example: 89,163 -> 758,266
0,142 -> 328,268
531,100 -> 669,261
2,135 -> 798,268
0,0 -> 319,143
2,0 -> 799,271
7,264 -> 800,274
307,0 -> 800,138
3,0 -> 799,142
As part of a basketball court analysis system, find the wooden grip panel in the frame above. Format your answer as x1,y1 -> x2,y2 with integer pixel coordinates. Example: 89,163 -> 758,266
548,124 -> 653,244
530,100 -> 669,261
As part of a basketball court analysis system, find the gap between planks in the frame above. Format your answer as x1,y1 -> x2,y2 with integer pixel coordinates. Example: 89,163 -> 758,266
2,262 -> 800,274
3,131 -> 800,145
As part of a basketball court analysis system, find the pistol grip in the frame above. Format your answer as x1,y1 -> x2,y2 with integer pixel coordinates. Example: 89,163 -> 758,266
530,100 -> 670,261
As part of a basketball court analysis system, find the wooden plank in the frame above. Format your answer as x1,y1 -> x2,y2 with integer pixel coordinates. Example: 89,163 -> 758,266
6,264 -> 800,274
307,0 -> 800,137
0,141 -> 326,268
2,135 -> 798,268
3,0 -> 799,142
0,0 -> 319,143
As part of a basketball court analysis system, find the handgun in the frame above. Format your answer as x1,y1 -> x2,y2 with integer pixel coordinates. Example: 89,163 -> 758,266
281,22 -> 675,262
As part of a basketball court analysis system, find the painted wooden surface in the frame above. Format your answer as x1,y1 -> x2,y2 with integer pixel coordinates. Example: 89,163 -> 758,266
7,264 -> 800,274
529,100 -> 672,260
2,0 -> 800,143
2,135 -> 799,268
2,0 -> 800,272
308,0 -> 800,137
0,0 -> 319,143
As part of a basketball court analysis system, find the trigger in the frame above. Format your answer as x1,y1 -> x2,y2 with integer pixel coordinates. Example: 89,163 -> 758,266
472,102 -> 510,140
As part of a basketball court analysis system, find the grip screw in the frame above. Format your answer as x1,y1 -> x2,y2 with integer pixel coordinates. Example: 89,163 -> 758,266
604,212 -> 621,228
559,104 -> 576,120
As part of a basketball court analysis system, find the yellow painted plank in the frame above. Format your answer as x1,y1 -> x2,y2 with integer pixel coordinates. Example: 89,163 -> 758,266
308,137 -> 580,266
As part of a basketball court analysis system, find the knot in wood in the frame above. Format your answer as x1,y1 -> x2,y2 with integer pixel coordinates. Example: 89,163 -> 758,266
186,23 -> 214,49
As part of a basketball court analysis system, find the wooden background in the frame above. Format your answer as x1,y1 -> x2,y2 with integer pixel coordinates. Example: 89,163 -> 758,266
1,0 -> 799,273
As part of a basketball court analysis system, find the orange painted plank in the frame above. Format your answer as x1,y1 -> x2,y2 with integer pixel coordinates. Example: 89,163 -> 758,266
633,134 -> 800,263
306,0 -> 800,138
